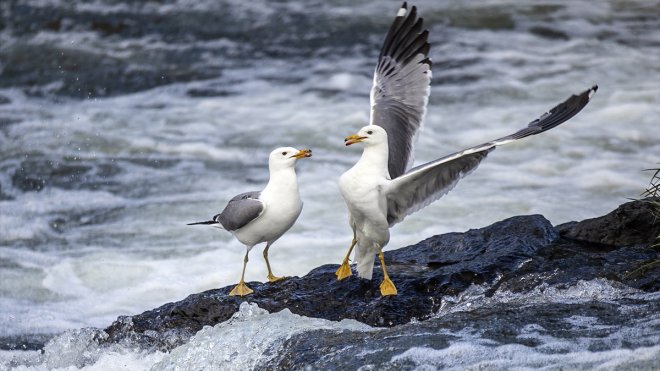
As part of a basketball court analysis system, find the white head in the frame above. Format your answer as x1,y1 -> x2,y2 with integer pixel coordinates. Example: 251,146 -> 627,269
268,146 -> 312,171
344,125 -> 388,147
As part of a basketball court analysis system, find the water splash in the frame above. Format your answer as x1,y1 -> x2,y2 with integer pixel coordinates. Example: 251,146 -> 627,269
152,302 -> 371,370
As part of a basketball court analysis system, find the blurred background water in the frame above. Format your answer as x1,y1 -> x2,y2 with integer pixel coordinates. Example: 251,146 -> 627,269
0,0 -> 659,365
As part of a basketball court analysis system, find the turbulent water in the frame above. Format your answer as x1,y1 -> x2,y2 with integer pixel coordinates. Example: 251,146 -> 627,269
0,0 -> 659,368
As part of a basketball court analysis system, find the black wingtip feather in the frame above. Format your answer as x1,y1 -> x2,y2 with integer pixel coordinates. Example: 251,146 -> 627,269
418,42 -> 430,57
396,28 -> 428,63
510,85 -> 598,140
421,57 -> 432,68
380,3 -> 431,65
383,5 -> 417,57
187,220 -> 217,226
395,17 -> 424,59
379,9 -> 406,59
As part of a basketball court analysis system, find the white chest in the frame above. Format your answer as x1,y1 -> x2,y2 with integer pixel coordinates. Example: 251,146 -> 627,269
233,171 -> 303,247
261,190 -> 302,225
340,166 -> 389,218
340,169 -> 376,201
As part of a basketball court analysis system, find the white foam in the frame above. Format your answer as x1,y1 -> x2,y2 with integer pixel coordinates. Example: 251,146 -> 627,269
391,343 -> 660,370
0,327 -> 167,370
0,303 -> 370,369
152,302 -> 371,370
438,279 -> 659,316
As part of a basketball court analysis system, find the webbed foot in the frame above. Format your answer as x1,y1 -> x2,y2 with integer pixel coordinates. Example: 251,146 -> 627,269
379,276 -> 398,296
267,274 -> 285,283
229,281 -> 254,296
335,260 -> 353,280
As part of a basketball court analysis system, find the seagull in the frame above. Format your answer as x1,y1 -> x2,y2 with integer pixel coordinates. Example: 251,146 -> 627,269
335,2 -> 597,296
188,147 -> 312,296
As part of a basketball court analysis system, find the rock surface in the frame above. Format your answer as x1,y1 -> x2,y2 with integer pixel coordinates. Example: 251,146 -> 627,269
266,298 -> 659,369
101,199 -> 659,352
559,198 -> 660,246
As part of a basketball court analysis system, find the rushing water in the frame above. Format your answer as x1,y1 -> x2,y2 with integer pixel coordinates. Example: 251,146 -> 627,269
0,0 -> 659,368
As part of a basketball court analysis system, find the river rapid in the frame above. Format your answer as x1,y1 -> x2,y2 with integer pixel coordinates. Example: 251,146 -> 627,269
0,0 -> 658,369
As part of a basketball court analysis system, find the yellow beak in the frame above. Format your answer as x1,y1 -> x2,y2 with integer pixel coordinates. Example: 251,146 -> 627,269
344,134 -> 367,146
291,148 -> 312,159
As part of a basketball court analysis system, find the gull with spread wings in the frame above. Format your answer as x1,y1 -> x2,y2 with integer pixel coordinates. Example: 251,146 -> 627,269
336,2 -> 597,296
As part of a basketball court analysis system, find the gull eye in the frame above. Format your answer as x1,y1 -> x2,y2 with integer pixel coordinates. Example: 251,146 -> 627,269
367,130 -> 373,135
282,152 -> 288,156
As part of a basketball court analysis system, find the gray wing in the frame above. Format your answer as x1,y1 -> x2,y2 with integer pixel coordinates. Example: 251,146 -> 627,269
384,85 -> 598,226
214,191 -> 264,231
370,2 -> 432,179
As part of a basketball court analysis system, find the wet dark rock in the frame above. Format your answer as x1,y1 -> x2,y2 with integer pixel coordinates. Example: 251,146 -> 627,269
266,299 -> 659,369
0,95 -> 10,105
101,200 -> 660,352
484,199 -> 658,294
559,197 -> 659,246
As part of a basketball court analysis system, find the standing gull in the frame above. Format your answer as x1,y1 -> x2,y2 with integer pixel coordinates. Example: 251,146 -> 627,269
336,2 -> 597,296
189,147 -> 312,296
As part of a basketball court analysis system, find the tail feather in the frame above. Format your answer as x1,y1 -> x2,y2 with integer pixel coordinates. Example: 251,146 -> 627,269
187,220 -> 218,226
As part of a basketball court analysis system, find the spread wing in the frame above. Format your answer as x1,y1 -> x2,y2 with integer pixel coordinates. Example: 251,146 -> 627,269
214,191 -> 264,231
384,85 -> 598,226
370,2 -> 432,179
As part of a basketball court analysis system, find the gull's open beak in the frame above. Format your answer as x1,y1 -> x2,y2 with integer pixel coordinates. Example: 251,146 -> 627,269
291,148 -> 312,159
344,134 -> 367,146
